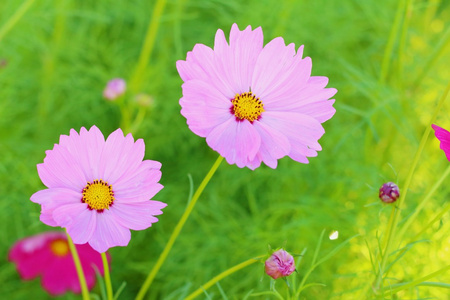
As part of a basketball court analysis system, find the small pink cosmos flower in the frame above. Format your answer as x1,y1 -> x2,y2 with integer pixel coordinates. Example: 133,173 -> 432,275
177,24 -> 337,169
8,231 -> 108,296
265,249 -> 295,279
103,78 -> 126,100
432,124 -> 450,161
31,126 -> 166,253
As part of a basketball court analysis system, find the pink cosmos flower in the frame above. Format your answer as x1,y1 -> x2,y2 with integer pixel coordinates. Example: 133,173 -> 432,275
103,78 -> 126,100
432,124 -> 450,161
31,126 -> 166,253
8,231 -> 108,296
177,24 -> 337,169
265,249 -> 295,279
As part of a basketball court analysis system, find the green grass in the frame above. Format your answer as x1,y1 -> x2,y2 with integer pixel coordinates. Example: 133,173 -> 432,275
0,0 -> 449,299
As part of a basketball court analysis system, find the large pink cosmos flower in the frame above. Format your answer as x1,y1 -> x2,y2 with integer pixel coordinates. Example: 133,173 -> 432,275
432,124 -> 450,161
31,126 -> 166,253
9,231 -> 108,295
177,24 -> 337,169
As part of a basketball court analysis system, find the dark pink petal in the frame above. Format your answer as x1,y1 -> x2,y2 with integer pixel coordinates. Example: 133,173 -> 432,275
110,201 -> 167,230
206,118 -> 261,167
89,212 -> 131,253
42,256 -> 78,295
53,204 -> 96,244
432,124 -> 450,161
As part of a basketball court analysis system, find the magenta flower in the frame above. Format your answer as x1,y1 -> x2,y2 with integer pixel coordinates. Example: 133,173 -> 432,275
8,231 -> 108,295
31,126 -> 166,253
432,124 -> 450,161
265,249 -> 295,279
103,78 -> 126,100
177,24 -> 336,169
379,182 -> 400,203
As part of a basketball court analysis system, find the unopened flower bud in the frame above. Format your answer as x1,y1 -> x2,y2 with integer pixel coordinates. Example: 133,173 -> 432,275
379,182 -> 400,203
264,249 -> 295,279
103,78 -> 126,100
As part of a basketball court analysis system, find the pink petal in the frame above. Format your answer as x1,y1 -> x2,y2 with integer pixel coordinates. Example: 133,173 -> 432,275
432,124 -> 450,161
88,211 -> 131,253
252,38 -> 310,99
180,79 -> 233,137
37,144 -> 87,190
261,111 -> 325,163
206,118 -> 261,167
98,128 -> 143,183
253,120 -> 291,168
30,188 -> 81,226
110,201 -> 167,230
42,257 -> 79,295
216,24 -> 263,93
295,99 -> 336,123
53,203 -> 96,244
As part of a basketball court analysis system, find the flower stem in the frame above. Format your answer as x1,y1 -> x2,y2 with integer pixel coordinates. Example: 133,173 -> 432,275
101,252 -> 113,300
0,0 -> 35,43
135,155 -> 224,300
128,0 -> 167,94
66,231 -> 90,300
373,82 -> 450,293
185,256 -> 262,300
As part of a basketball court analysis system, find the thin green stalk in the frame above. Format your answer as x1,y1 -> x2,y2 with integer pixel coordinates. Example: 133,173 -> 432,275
413,201 -> 450,240
129,0 -> 167,93
373,82 -> 450,293
135,155 -> 224,300
0,0 -> 35,43
397,164 -> 450,243
382,265 -> 450,296
396,0 -> 413,88
185,256 -> 262,300
66,231 -> 90,300
101,252 -> 113,300
379,0 -> 406,84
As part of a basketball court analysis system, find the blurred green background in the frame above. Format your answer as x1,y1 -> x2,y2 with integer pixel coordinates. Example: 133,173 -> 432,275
1,0 -> 449,299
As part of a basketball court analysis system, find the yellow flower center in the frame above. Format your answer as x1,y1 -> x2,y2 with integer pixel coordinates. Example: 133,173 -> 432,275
50,239 -> 69,257
82,179 -> 115,212
231,92 -> 264,122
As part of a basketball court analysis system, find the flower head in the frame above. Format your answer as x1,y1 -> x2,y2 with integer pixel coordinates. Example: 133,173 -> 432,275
379,182 -> 400,203
31,126 -> 166,253
103,78 -> 126,100
265,248 -> 295,279
177,24 -> 337,169
8,231 -> 108,295
432,124 -> 450,161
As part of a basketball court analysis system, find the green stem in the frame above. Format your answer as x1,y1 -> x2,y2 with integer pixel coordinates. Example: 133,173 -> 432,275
66,231 -> 90,300
373,82 -> 450,293
102,252 -> 113,300
397,164 -> 450,243
0,0 -> 35,43
135,155 -> 224,300
129,0 -> 167,93
185,256 -> 262,300
396,0 -> 413,88
379,0 -> 405,84
413,201 -> 450,241
382,265 -> 450,296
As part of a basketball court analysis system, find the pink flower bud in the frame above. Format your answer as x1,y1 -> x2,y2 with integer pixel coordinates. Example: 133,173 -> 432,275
379,182 -> 400,203
103,78 -> 126,100
264,249 -> 295,279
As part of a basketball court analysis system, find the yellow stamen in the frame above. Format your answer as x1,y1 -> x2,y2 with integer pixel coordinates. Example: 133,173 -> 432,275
50,239 -> 70,257
231,92 -> 264,122
82,179 -> 115,212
